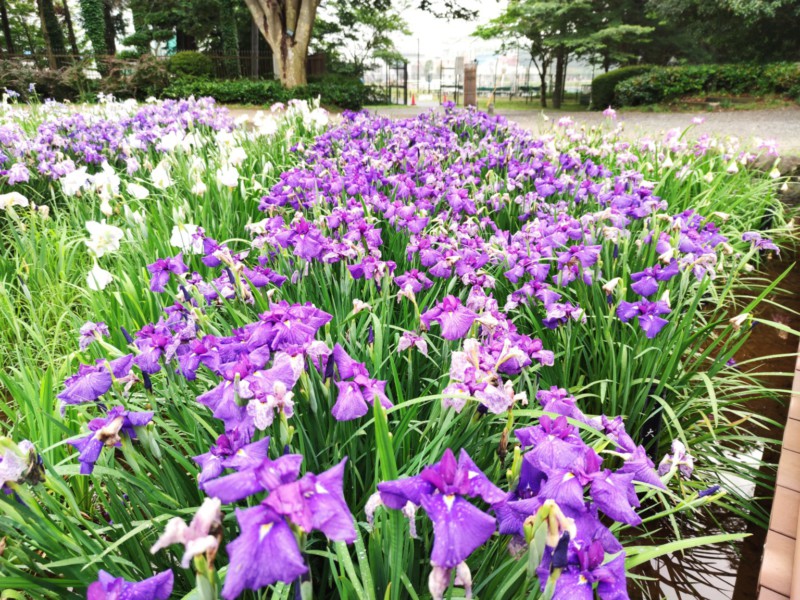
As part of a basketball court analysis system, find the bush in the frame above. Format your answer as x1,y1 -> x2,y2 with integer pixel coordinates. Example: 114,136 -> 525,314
167,51 -> 214,79
615,62 -> 800,106
0,60 -> 91,101
590,66 -> 653,109
162,77 -> 372,110
97,55 -> 171,100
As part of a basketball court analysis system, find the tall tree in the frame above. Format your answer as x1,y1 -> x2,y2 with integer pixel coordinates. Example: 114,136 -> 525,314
101,0 -> 115,55
474,2 -> 555,107
37,0 -> 67,66
475,0 -> 654,107
1,0 -> 15,53
312,0 -> 409,77
244,0 -> 320,88
59,0 -> 79,55
79,0 -> 108,70
247,0 -> 475,88
646,0 -> 800,63
219,0 -> 240,76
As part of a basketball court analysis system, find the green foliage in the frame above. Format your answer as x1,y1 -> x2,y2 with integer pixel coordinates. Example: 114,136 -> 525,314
615,62 -> 800,106
162,76 -> 375,109
217,0 -> 240,78
78,0 -> 108,69
645,0 -> 800,63
474,1 -> 655,108
590,65 -> 653,109
312,0 -> 409,77
167,51 -> 213,78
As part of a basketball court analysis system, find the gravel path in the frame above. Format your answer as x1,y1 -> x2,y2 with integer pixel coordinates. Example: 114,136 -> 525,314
369,106 -> 800,155
226,103 -> 800,155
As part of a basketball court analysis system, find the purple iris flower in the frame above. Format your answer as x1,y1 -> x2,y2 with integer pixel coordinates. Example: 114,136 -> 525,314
147,254 -> 189,293
658,439 -> 695,478
616,300 -> 671,338
397,331 -> 428,355
192,433 -> 270,486
394,269 -> 434,293
329,344 -> 392,421
742,231 -> 779,252
221,459 -> 355,600
347,256 -> 396,281
68,406 -> 153,474
630,260 -> 679,297
541,540 -> 627,600
222,504 -> 307,600
79,321 -> 110,351
617,445 -> 666,489
536,387 -> 596,426
87,569 -> 173,600
590,470 -> 641,526
377,448 -> 505,568
202,451 -> 303,504
248,301 -> 332,351
6,162 -> 30,185
421,296 -> 478,341
332,376 -> 391,421
58,355 -> 134,406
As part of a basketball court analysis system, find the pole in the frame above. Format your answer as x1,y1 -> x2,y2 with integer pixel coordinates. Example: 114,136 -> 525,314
404,61 -> 408,106
417,38 -> 420,96
250,17 -> 259,78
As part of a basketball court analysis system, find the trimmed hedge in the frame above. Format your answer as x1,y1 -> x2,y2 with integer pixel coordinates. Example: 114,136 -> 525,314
590,66 -> 653,109
162,77 -> 379,110
167,51 -> 214,79
615,63 -> 800,106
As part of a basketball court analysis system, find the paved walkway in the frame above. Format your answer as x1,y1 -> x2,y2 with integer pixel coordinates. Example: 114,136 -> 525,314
758,348 -> 800,599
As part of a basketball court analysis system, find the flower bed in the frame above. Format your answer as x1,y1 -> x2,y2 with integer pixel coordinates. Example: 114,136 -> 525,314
0,95 -> 793,599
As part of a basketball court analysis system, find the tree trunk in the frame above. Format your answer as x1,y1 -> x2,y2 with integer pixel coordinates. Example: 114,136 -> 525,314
280,43 -> 306,87
176,28 -> 197,51
250,16 -> 259,77
602,50 -> 611,73
245,0 -> 318,89
0,0 -> 14,54
38,0 -> 67,68
61,0 -> 79,56
539,68 -> 547,108
102,0 -> 115,55
552,46 -> 565,109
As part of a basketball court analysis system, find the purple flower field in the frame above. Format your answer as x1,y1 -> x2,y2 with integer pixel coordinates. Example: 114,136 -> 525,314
0,96 -> 792,599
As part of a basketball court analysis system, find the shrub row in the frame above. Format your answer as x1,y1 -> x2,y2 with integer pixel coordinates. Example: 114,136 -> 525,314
0,56 -> 378,110
162,76 -> 379,110
0,56 -> 173,102
590,65 -> 653,109
609,63 -> 800,107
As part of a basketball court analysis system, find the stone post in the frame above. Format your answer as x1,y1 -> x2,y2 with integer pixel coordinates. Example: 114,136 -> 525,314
464,62 -> 477,107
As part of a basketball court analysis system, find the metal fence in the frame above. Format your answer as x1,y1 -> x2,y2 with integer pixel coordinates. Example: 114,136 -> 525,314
364,59 -> 408,105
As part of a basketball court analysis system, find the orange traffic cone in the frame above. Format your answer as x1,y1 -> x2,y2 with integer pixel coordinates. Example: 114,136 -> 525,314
411,94 -> 416,106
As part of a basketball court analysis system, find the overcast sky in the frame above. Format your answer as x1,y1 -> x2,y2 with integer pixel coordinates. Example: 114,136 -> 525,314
391,1 -> 507,65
